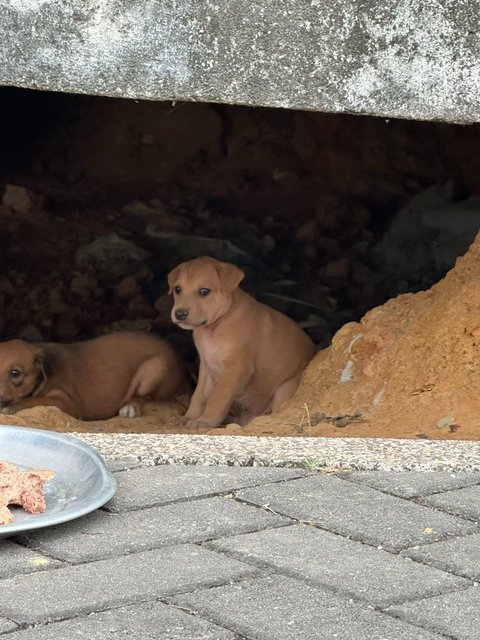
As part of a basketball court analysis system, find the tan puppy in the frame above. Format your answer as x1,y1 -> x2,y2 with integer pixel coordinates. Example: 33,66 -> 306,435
168,256 -> 317,428
0,331 -> 189,420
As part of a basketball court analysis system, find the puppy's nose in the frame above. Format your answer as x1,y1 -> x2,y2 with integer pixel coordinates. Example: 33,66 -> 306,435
175,308 -> 189,321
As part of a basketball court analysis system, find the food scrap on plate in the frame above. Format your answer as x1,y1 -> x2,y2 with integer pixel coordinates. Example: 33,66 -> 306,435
0,460 -> 54,525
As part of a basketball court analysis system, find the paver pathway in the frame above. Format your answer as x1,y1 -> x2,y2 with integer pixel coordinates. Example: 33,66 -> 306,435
1,463 -> 479,639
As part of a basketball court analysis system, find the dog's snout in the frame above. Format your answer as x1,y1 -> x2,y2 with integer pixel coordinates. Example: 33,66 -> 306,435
175,308 -> 189,322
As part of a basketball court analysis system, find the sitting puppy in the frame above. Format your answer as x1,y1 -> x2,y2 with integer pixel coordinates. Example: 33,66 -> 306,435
168,256 -> 317,428
0,331 -> 189,420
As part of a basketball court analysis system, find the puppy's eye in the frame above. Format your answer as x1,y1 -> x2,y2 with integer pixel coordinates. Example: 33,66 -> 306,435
174,286 -> 181,295
9,369 -> 22,380
198,288 -> 210,297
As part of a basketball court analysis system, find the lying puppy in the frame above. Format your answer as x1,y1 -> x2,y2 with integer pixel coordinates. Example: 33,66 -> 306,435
168,256 -> 317,428
0,331 -> 188,420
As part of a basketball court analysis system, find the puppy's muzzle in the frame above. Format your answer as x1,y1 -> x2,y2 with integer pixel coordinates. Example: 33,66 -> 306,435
174,308 -> 189,322
0,396 -> 12,409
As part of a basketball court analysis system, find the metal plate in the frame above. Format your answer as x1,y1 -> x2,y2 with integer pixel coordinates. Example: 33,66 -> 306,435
0,425 -> 117,539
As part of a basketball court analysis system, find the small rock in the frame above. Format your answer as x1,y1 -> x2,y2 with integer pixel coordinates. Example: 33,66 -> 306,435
115,276 -> 140,300
0,277 -> 15,296
18,325 -> 43,342
296,220 -> 317,242
141,133 -> 154,145
352,205 -> 371,228
316,236 -> 341,258
11,272 -> 27,286
70,273 -> 97,296
436,415 -> 456,429
127,295 -> 154,319
122,200 -> 153,216
154,294 -> 173,326
315,196 -> 342,229
304,243 -> 318,259
324,257 -> 350,279
75,234 -> 149,284
55,314 -> 79,341
261,234 -> 276,252
123,200 -> 191,233
49,299 -> 71,315
40,317 -> 53,330
2,184 -> 44,214
396,280 -> 410,293
352,262 -> 371,286
104,319 -> 153,333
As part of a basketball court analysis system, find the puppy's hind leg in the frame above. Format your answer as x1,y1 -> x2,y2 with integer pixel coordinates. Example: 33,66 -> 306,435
270,376 -> 302,413
119,355 -> 182,418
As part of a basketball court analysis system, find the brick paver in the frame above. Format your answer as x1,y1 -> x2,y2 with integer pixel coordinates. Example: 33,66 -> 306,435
339,471 -> 480,498
236,474 -> 478,550
19,496 -> 290,563
419,484 -> 480,520
208,523 -> 469,607
402,532 -> 480,581
2,601 -> 235,640
0,540 -> 63,578
0,545 -> 256,623
106,465 -> 306,512
390,586 -> 480,640
173,575 -> 446,640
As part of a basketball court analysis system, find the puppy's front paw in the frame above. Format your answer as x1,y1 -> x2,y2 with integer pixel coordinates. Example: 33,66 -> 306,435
187,417 -> 222,430
0,406 -> 15,415
118,402 -> 141,418
170,415 -> 189,426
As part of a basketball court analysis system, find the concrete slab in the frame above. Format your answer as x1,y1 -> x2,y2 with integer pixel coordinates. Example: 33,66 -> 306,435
19,496 -> 290,563
339,471 -> 480,498
390,586 -> 480,640
75,433 -> 480,471
236,475 -> 479,550
173,575 -> 446,640
0,545 -> 257,624
208,523 -> 469,607
1,0 -> 480,122
105,458 -> 142,472
1,601 -> 234,640
106,465 -> 305,512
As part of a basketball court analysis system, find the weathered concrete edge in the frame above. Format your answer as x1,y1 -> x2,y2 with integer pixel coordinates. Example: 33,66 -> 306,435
73,433 -> 480,472
2,0 -> 480,124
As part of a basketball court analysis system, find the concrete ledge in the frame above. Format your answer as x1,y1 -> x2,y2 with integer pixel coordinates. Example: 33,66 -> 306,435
1,0 -> 480,122
74,433 -> 480,472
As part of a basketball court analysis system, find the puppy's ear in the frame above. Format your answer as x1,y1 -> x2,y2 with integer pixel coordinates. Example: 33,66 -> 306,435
216,262 -> 245,293
33,347 -> 53,380
167,265 -> 182,295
